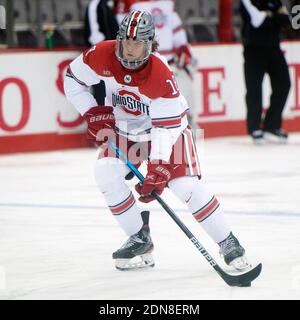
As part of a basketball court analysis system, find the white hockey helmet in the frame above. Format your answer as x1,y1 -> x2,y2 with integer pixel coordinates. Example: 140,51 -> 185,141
116,10 -> 155,70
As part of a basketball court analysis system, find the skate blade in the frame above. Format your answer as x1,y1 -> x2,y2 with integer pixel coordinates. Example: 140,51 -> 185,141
115,253 -> 155,271
229,256 -> 252,271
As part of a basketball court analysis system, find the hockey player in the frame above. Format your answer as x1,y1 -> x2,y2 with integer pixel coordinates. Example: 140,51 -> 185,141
64,10 -> 250,271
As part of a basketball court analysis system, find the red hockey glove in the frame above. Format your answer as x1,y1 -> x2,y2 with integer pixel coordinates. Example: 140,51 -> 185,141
83,106 -> 115,146
175,45 -> 192,69
135,160 -> 171,203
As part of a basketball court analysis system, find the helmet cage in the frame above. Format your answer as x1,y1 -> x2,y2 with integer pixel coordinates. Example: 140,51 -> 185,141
116,11 -> 155,70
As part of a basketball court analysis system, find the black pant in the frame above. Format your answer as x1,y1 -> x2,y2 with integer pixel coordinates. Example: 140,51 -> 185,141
243,46 -> 291,134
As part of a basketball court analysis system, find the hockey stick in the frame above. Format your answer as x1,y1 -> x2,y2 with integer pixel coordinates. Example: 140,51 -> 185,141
108,141 -> 262,287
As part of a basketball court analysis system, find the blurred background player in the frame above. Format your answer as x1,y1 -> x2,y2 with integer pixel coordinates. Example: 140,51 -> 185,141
64,10 -> 252,272
240,0 -> 291,144
85,0 -> 119,46
114,0 -> 198,130
84,0 -> 119,105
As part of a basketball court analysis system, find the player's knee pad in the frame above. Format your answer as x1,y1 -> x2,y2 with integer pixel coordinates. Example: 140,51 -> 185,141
94,157 -> 127,194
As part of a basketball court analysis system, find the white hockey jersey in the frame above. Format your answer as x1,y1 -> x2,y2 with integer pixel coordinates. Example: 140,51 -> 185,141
115,0 -> 189,62
64,40 -> 189,162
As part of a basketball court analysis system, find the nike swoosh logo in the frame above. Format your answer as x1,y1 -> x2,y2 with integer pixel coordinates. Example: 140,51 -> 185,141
185,193 -> 192,203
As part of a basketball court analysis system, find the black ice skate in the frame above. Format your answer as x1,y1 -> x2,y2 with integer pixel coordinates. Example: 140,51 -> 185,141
113,211 -> 154,270
250,130 -> 264,145
264,129 -> 288,144
219,232 -> 251,271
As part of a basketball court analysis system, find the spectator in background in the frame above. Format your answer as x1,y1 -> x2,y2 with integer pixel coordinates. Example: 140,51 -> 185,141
84,0 -> 119,105
114,0 -> 198,130
85,0 -> 119,46
240,0 -> 291,144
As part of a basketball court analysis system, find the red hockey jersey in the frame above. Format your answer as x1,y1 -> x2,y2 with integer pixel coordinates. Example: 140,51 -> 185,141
64,40 -> 189,161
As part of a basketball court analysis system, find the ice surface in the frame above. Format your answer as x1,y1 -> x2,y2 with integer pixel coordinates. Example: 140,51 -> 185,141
0,134 -> 300,300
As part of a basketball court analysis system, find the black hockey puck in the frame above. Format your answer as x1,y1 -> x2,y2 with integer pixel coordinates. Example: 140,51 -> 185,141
239,282 -> 251,287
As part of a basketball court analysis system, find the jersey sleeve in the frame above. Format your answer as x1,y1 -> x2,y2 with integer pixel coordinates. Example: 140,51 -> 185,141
64,50 -> 101,115
149,54 -> 180,99
149,75 -> 189,161
64,42 -> 114,115
71,45 -> 105,86
148,56 -> 189,161
150,96 -> 184,129
149,95 -> 188,162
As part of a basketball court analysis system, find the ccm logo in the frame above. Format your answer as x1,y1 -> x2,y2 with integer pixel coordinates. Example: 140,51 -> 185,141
89,114 -> 114,122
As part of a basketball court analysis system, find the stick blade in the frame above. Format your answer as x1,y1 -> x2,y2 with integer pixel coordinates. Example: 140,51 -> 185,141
218,263 -> 262,287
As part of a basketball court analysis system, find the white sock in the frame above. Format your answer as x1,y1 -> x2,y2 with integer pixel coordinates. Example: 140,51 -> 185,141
94,157 -> 143,236
169,176 -> 230,243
